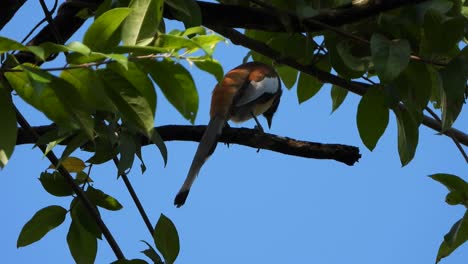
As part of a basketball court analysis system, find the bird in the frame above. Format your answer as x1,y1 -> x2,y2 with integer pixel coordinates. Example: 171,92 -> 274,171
174,61 -> 282,207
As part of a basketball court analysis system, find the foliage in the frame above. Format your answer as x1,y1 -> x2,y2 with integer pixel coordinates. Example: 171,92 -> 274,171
0,0 -> 467,263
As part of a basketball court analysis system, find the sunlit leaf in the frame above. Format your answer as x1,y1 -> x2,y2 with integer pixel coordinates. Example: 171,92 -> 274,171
83,8 -> 132,52
87,186 -> 123,211
122,0 -> 164,46
0,84 -> 17,168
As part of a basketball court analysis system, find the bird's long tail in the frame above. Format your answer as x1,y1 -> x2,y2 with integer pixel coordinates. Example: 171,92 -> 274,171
174,116 -> 225,207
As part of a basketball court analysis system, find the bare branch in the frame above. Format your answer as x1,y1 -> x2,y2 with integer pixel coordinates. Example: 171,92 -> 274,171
0,0 -> 26,30
17,125 -> 362,166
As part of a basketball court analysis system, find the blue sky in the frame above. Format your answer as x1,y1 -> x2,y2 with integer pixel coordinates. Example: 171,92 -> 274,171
1,1 -> 468,263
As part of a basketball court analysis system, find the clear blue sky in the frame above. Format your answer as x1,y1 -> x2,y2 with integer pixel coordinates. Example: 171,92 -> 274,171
2,1 -> 468,263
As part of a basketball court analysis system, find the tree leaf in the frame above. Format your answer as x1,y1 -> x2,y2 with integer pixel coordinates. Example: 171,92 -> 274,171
423,10 -> 464,54
4,66 -> 76,130
87,186 -> 123,211
141,240 -> 163,264
141,59 -> 198,124
440,54 -> 467,130
60,68 -> 116,113
151,129 -> 168,166
39,171 -> 74,197
190,34 -> 225,55
370,33 -> 411,82
99,69 -> 155,137
67,220 -> 97,264
50,157 -> 86,172
153,214 -> 179,264
330,85 -> 348,113
0,83 -> 17,168
325,34 -> 363,79
296,57 -> 329,103
108,62 -> 156,115
393,108 -> 419,166
436,210 -> 468,263
118,130 -> 137,174
192,57 -> 224,82
276,65 -> 298,89
357,87 -> 389,151
83,8 -> 132,52
122,0 -> 164,46
17,205 -> 67,247
429,173 -> 468,206
0,36 -> 26,53
165,0 -> 201,27
70,198 -> 102,239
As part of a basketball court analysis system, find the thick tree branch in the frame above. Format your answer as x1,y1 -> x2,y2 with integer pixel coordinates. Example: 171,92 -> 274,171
212,27 -> 468,147
0,0 -> 26,30
16,125 -> 361,166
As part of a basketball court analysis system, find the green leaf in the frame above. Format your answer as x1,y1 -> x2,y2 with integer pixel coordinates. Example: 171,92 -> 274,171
108,62 -> 156,115
17,205 -> 67,247
122,0 -> 164,46
436,210 -> 468,263
440,54 -> 467,130
155,34 -> 199,52
141,59 -> 198,124
151,129 -> 168,166
4,66 -> 76,130
370,33 -> 411,82
190,34 -> 225,56
325,34 -> 363,79
393,108 -> 419,166
67,220 -> 97,264
154,214 -> 179,264
0,36 -> 26,53
39,171 -> 74,197
0,84 -> 17,168
99,69 -> 155,136
357,87 -> 389,151
336,40 -> 369,72
276,65 -> 298,89
118,130 -> 137,174
165,0 -> 202,27
330,85 -> 348,113
430,173 -> 468,192
393,62 -> 432,116
424,10 -> 464,54
192,57 -> 224,82
61,68 -> 116,113
19,65 -> 95,139
87,186 -> 123,211
83,8 -> 132,52
87,123 -> 119,164
70,198 -> 102,239
60,133 -> 89,162
296,57 -> 329,103
141,240 -> 163,264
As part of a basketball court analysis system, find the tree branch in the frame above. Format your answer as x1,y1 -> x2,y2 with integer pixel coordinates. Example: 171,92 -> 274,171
211,27 -> 468,147
0,0 -> 26,30
16,125 -> 361,166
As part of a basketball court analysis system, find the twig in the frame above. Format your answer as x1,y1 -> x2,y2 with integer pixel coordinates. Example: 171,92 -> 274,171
14,107 -> 125,260
113,157 -> 154,236
38,0 -> 63,44
425,107 -> 468,163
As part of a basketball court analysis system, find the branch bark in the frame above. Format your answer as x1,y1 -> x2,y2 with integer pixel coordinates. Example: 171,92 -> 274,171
0,0 -> 26,30
16,125 -> 361,166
